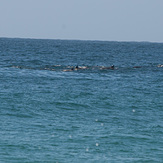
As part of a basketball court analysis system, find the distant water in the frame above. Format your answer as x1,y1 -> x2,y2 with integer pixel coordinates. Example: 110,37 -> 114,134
0,38 -> 163,162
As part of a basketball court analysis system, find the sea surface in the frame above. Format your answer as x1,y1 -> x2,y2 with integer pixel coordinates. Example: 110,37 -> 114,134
0,38 -> 163,163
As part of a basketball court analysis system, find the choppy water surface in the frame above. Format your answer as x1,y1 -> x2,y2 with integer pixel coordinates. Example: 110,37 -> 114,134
0,38 -> 163,162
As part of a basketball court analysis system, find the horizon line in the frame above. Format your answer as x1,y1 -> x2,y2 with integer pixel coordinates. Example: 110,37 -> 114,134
0,36 -> 163,44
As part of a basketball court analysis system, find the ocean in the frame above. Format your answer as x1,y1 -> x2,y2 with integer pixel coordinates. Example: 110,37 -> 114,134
0,38 -> 163,162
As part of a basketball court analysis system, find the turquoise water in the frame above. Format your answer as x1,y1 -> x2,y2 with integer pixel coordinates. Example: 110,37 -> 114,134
0,38 -> 163,162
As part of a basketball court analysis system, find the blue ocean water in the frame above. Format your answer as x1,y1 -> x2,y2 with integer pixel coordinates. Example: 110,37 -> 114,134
0,38 -> 163,162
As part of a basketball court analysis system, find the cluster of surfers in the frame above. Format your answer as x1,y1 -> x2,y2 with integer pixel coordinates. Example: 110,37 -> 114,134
63,65 -> 116,72
64,64 -> 163,72
12,64 -> 163,72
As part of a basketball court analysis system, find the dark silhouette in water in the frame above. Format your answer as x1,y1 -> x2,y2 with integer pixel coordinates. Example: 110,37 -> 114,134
110,65 -> 115,69
133,66 -> 141,68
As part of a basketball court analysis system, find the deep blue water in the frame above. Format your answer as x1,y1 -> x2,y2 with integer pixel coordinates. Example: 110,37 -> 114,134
0,38 -> 163,162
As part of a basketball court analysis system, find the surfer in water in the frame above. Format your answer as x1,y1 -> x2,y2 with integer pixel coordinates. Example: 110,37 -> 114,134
157,64 -> 163,67
75,65 -> 88,70
100,65 -> 115,70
